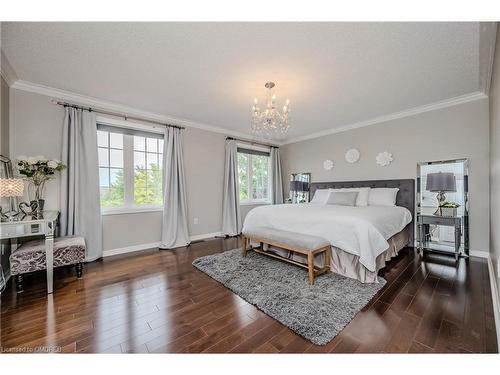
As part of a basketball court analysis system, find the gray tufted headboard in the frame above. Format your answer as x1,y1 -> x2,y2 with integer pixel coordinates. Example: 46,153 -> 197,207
309,179 -> 415,245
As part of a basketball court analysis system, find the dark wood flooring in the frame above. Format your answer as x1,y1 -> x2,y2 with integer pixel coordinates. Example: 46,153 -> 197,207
0,237 -> 497,353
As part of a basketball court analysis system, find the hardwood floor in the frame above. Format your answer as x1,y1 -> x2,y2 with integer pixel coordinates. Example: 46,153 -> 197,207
0,237 -> 497,353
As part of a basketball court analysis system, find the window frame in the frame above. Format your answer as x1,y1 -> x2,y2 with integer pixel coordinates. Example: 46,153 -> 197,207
97,117 -> 165,215
237,143 -> 272,205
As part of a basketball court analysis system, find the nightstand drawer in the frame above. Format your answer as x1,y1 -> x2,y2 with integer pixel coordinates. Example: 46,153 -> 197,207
418,215 -> 459,226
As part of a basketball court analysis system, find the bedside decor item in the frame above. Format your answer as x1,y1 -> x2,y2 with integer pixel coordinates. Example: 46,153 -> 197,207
425,172 -> 456,214
16,156 -> 66,215
345,148 -> 360,163
0,178 -> 24,221
437,202 -> 460,217
290,180 -> 309,203
323,159 -> 334,170
376,151 -> 393,166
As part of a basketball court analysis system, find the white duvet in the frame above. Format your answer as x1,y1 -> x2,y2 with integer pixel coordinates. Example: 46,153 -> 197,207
242,203 -> 412,272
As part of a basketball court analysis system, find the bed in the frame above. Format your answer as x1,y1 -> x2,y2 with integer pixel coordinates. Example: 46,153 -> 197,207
242,179 -> 415,283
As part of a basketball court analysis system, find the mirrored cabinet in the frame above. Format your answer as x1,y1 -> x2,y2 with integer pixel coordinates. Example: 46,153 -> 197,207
417,159 -> 469,259
288,173 -> 311,203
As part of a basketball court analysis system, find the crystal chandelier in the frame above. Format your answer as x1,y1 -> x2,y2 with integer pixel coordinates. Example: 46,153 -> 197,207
251,82 -> 290,138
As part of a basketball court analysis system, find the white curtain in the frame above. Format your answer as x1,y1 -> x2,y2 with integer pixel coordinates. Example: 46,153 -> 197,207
221,139 -> 242,236
270,147 -> 284,204
159,127 -> 190,249
60,107 -> 103,261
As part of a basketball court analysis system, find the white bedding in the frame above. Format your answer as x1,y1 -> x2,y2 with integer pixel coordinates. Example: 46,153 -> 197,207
242,203 -> 412,272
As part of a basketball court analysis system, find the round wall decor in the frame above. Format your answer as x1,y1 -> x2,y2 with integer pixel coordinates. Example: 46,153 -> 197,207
376,151 -> 393,167
323,159 -> 334,170
345,148 -> 360,163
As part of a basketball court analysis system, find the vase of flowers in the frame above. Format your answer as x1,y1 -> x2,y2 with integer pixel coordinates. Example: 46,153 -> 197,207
16,156 -> 66,216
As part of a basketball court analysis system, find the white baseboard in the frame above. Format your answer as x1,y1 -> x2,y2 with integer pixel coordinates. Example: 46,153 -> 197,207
487,256 -> 500,350
103,242 -> 160,257
102,232 -> 223,257
190,231 -> 222,242
469,250 -> 490,259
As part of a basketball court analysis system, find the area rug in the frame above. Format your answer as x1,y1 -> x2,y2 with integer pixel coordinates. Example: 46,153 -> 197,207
192,248 -> 386,345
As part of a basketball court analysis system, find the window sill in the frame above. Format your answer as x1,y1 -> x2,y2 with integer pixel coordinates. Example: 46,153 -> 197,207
101,207 -> 163,216
240,201 -> 271,206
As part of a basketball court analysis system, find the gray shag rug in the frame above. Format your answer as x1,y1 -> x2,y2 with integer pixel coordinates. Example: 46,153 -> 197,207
192,248 -> 386,345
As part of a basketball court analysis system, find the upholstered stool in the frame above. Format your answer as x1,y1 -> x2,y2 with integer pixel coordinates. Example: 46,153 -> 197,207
10,236 -> 86,292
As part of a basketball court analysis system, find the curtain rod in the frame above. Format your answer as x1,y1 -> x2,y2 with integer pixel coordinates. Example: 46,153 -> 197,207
53,100 -> 185,130
226,136 -> 279,149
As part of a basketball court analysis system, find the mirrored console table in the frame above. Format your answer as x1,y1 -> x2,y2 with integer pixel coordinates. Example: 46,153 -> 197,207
0,211 -> 59,294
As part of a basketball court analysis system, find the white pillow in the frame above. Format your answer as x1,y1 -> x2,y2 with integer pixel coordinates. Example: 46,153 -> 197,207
331,187 -> 371,207
310,189 -> 331,204
368,188 -> 399,206
326,191 -> 359,206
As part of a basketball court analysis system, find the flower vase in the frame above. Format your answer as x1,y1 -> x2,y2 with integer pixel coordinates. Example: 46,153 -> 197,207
30,182 -> 45,217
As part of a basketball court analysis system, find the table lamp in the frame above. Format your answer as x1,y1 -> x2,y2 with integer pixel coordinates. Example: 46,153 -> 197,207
425,172 -> 456,214
0,178 -> 24,221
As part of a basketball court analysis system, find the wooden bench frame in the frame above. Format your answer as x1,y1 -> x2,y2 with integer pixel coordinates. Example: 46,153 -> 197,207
241,234 -> 331,285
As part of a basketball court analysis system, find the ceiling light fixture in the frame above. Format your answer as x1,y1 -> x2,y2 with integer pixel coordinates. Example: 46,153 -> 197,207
251,82 -> 290,138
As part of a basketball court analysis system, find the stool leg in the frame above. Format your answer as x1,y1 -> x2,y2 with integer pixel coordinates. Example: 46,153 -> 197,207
15,274 -> 24,293
307,252 -> 315,285
76,263 -> 84,278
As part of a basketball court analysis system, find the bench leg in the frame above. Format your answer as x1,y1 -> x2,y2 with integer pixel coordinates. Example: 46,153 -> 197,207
324,246 -> 331,269
307,252 -> 315,285
15,274 -> 24,293
76,263 -> 84,278
241,236 -> 248,257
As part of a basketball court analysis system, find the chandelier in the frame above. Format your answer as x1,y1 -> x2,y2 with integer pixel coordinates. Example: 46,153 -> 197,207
251,82 -> 290,138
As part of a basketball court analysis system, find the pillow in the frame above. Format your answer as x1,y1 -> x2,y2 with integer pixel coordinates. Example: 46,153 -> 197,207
368,188 -> 399,206
326,191 -> 359,206
310,189 -> 331,204
331,187 -> 371,207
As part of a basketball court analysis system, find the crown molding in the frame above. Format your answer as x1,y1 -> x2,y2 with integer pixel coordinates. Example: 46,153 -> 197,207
479,22 -> 498,95
282,91 -> 488,145
10,79 -> 281,146
0,49 -> 18,86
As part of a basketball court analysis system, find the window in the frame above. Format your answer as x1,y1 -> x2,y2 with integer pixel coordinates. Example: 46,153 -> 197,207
98,123 -> 164,212
237,146 -> 271,204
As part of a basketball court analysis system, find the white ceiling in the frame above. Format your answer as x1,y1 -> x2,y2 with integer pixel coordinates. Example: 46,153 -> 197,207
1,22 -> 494,142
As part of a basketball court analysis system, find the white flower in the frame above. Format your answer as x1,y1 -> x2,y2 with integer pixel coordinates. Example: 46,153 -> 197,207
27,157 -> 38,165
35,155 -> 47,162
47,160 -> 58,169
17,155 -> 28,162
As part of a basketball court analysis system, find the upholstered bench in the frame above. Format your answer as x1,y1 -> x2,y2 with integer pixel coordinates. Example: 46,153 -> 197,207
10,236 -> 86,292
241,227 -> 331,285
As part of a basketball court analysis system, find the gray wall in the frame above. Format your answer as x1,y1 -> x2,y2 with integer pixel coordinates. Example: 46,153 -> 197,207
1,76 -> 8,156
281,98 -> 491,253
8,88 -> 263,251
1,76 -> 10,283
490,29 -> 500,300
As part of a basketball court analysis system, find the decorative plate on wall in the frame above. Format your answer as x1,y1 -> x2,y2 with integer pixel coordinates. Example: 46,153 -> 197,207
345,148 -> 360,163
323,159 -> 334,170
376,151 -> 393,166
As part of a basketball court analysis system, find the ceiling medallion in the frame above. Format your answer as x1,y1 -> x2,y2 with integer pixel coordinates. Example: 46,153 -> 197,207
251,82 -> 290,139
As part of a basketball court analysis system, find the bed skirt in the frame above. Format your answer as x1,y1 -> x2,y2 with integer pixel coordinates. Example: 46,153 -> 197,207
259,226 -> 411,283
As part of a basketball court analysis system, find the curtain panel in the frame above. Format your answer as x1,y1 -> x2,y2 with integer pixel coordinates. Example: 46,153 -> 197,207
60,108 -> 103,261
270,147 -> 284,204
221,139 -> 242,236
159,127 -> 190,249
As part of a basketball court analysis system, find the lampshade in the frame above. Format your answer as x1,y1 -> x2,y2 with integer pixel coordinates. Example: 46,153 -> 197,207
290,180 -> 308,192
426,172 -> 456,192
0,178 -> 24,198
